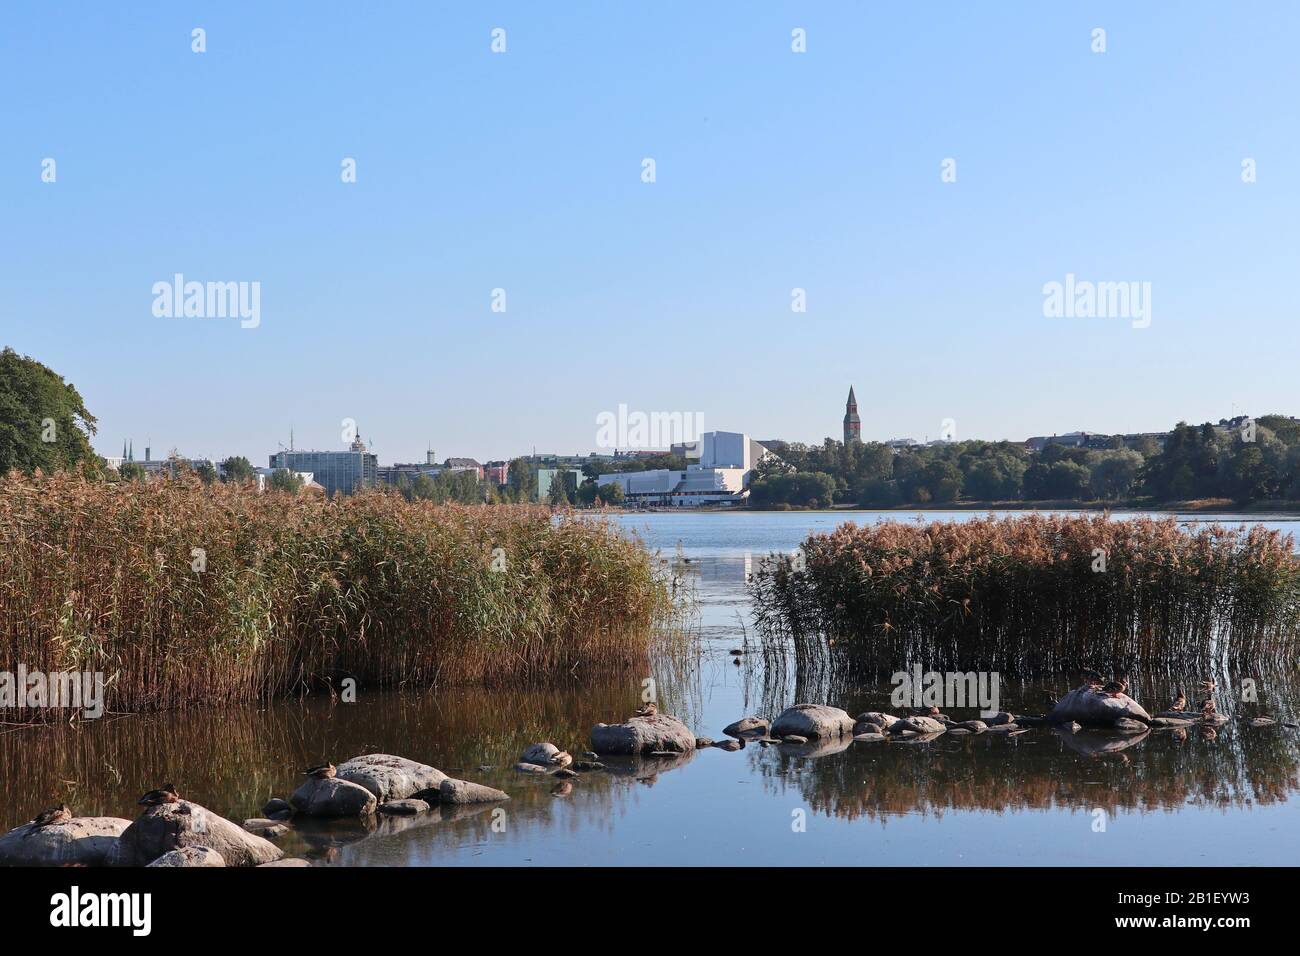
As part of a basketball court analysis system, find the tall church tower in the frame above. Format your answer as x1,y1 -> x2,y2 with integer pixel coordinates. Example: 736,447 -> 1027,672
843,386 -> 861,444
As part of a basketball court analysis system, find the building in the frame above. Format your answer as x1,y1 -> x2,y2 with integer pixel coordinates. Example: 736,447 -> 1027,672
843,386 -> 861,444
269,436 -> 378,497
537,467 -> 579,500
444,457 -> 483,480
483,460 -> 509,486
596,431 -> 771,507
379,450 -> 443,486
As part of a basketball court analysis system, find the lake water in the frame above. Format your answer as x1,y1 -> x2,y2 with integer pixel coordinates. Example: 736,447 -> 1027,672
5,509 -> 1300,866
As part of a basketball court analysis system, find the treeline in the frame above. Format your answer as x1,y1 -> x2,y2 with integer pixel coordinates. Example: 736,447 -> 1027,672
754,416 -> 1300,508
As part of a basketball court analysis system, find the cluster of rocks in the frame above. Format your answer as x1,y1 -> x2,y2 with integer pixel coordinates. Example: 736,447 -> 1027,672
0,752 -> 509,868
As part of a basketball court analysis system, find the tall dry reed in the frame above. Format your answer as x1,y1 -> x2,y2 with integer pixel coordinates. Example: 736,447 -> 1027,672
749,513 -> 1300,673
0,472 -> 671,712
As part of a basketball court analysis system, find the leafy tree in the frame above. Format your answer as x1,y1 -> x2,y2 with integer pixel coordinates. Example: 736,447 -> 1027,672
0,347 -> 99,474
118,462 -> 147,482
1088,450 -> 1144,500
269,468 -> 303,493
547,467 -> 573,506
598,481 -> 626,505
220,456 -> 256,485
195,461 -> 217,485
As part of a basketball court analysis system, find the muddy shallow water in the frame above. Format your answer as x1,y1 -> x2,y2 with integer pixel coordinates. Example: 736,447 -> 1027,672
4,510 -> 1300,865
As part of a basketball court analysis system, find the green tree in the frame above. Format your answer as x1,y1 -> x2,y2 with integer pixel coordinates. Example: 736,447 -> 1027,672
547,467 -> 573,506
268,468 -> 303,493
0,347 -> 99,474
195,461 -> 217,485
220,456 -> 256,484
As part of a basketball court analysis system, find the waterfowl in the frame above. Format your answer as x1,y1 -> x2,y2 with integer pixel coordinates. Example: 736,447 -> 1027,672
302,762 -> 337,779
138,783 -> 180,806
1171,690 -> 1187,712
1199,678 -> 1217,693
32,804 -> 72,828
1100,681 -> 1126,697
634,702 -> 658,718
548,750 -> 573,768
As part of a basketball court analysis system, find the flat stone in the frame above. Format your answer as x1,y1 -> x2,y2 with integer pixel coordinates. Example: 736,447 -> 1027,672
781,735 -> 809,744
378,799 -> 430,815
0,816 -> 132,867
722,716 -> 769,738
259,857 -> 311,867
695,737 -> 714,749
242,818 -> 289,838
439,778 -> 510,805
852,732 -> 887,742
712,739 -> 743,752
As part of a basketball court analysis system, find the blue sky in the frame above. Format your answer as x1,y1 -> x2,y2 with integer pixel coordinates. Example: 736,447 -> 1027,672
2,2 -> 1297,464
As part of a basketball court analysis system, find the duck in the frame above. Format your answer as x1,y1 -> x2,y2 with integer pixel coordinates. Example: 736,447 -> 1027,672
634,702 -> 658,718
31,803 -> 72,828
1100,680 -> 1126,697
1171,690 -> 1187,712
1199,698 -> 1217,718
548,750 -> 573,768
138,783 -> 180,806
1199,678 -> 1217,693
302,762 -> 337,779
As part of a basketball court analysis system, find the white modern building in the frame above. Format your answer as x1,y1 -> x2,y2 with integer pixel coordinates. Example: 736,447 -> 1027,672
596,432 -> 771,507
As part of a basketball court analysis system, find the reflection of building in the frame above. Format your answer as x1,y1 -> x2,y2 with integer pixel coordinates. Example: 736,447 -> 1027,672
843,386 -> 861,444
596,432 -> 770,507
269,437 -> 378,497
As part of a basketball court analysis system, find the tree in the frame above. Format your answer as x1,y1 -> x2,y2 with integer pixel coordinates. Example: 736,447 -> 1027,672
195,461 -> 217,485
1088,450 -> 1143,500
220,456 -> 256,484
0,347 -> 99,474
597,481 -> 625,505
268,468 -> 303,493
547,467 -> 573,506
507,458 -> 534,502
118,462 -> 146,482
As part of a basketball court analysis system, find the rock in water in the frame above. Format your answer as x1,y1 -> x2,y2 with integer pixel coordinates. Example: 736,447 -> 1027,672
336,754 -> 447,802
520,743 -> 564,766
981,712 -> 1016,726
262,798 -> 292,819
290,776 -> 378,818
242,818 -> 289,838
770,704 -> 855,739
378,799 -> 430,815
120,801 -> 283,867
259,858 -> 312,867
781,735 -> 809,744
439,779 -> 510,805
0,816 -> 132,867
854,712 -> 900,733
722,716 -> 769,738
694,737 -> 714,749
889,715 -> 947,735
147,846 -> 226,867
1048,686 -> 1151,728
591,713 -> 695,755
712,739 -> 743,752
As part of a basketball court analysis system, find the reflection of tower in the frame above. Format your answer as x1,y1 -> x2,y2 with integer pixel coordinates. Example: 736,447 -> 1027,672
843,386 -> 861,444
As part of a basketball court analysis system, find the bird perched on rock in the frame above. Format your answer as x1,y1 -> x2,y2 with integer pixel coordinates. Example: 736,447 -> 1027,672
1172,690 -> 1187,711
138,784 -> 180,806
302,763 -> 337,779
548,750 -> 573,768
1100,681 -> 1126,697
1200,698 -> 1217,719
32,803 -> 72,828
634,702 -> 658,718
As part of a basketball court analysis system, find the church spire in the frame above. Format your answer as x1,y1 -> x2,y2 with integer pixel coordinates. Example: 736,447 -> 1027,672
843,386 -> 861,444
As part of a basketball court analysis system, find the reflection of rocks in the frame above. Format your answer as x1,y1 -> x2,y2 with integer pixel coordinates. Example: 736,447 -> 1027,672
378,799 -> 430,815
0,816 -> 131,866
600,751 -> 695,780
723,716 -> 769,738
1055,727 -> 1150,756
147,846 -> 226,867
888,731 -> 944,745
778,735 -> 852,758
121,801 -> 283,867
1050,687 -> 1151,727
592,714 -> 695,755
1151,717 -> 1196,729
290,776 -> 377,818
695,737 -> 714,749
713,739 -> 743,752
771,704 -> 854,739
242,818 -> 289,838
293,800 -> 496,853
337,754 -> 447,802
853,732 -> 887,743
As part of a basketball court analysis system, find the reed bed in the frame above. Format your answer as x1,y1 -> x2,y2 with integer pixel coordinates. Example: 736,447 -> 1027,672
749,514 -> 1300,673
0,472 -> 673,712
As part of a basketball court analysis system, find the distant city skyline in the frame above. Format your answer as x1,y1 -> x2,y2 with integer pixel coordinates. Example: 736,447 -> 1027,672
3,2 -> 1297,463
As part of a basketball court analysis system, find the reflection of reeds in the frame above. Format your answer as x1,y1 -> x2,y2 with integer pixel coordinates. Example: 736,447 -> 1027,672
750,514 -> 1300,673
0,473 -> 672,713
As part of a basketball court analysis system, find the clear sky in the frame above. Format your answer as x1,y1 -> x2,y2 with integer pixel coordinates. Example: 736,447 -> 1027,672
2,2 -> 1297,464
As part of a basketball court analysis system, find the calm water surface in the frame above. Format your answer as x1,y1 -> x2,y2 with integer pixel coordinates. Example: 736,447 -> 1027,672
5,510 -> 1300,865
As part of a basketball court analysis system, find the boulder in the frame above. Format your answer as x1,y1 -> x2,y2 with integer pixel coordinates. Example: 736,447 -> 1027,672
981,712 -> 1016,726
242,819 -> 289,839
890,716 -> 947,735
439,779 -> 510,805
259,857 -> 312,867
591,713 -> 695,755
520,743 -> 564,766
378,799 -> 430,815
290,776 -> 377,818
712,739 -> 743,752
853,732 -> 887,742
263,798 -> 292,818
336,754 -> 446,802
1049,686 -> 1151,728
948,720 -> 988,733
146,846 -> 226,867
781,734 -> 809,744
120,801 -> 282,867
694,737 -> 714,749
770,704 -> 855,739
722,716 -> 769,738
854,712 -> 900,731
0,816 -> 131,867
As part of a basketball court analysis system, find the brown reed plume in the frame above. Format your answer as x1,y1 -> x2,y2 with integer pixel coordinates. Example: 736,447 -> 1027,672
0,471 -> 672,713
